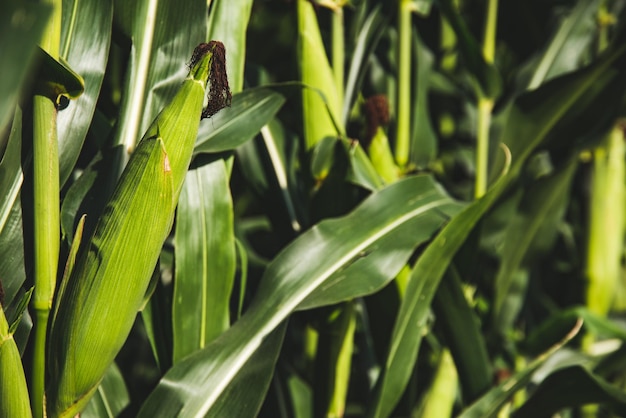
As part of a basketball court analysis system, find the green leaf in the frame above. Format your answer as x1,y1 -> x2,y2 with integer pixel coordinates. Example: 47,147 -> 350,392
368,40 -> 626,418
236,117 -> 305,235
458,321 -> 583,418
207,0 -> 253,94
47,47 -> 213,416
6,287 -> 33,335
0,109 -> 27,308
194,88 -> 286,154
493,158 -> 578,333
432,270 -> 492,403
0,1 -> 51,136
298,179 -> 463,311
173,157 -> 236,362
524,307 -> 626,356
410,31 -> 438,168
112,0 -> 206,153
258,119 -> 304,234
369,173 -> 508,418
311,136 -> 338,181
412,0 -> 434,16
208,323 -> 287,418
51,215 -> 86,329
344,139 -> 385,191
417,349 -> 457,418
137,174 -> 462,416
141,264 -> 174,372
435,0 -> 502,98
513,366 -> 626,417
34,46 -> 85,103
457,362 -> 539,418
58,0 -> 112,185
0,109 -> 22,236
525,0 -> 601,90
342,5 -> 389,125
81,363 -> 130,418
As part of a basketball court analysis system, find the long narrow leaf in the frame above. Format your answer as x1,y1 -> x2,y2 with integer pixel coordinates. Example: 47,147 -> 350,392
493,158 -> 578,332
194,88 -> 285,154
0,1 -> 50,135
81,364 -> 130,418
138,174 -> 462,416
112,0 -> 206,154
0,110 -> 27,307
173,157 -> 236,362
513,366 -> 626,417
526,0 -> 601,89
58,0 -> 112,185
458,321 -> 582,418
207,0 -> 253,94
368,39 -> 626,418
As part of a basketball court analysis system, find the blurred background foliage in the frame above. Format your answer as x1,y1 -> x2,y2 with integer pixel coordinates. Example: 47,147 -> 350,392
3,0 -> 626,416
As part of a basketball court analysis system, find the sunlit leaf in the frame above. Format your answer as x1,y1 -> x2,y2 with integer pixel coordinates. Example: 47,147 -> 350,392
207,0 -> 253,94
81,363 -> 130,418
173,157 -> 236,362
0,1 -> 50,135
194,88 -> 285,154
58,0 -> 112,185
138,175 -> 462,416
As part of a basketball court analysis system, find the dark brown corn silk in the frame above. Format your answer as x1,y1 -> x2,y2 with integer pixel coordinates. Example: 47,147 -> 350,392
189,41 -> 232,119
188,42 -> 232,118
363,95 -> 390,146
188,42 -> 213,70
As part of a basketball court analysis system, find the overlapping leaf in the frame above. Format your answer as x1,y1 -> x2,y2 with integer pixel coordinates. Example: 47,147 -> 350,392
138,174 -> 463,417
368,38 -> 626,418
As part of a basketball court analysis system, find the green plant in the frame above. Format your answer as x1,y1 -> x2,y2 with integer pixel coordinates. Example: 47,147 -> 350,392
2,0 -> 626,417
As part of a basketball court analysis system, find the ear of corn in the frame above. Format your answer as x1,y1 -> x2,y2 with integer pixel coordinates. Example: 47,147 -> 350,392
46,42 -> 226,418
0,306 -> 32,418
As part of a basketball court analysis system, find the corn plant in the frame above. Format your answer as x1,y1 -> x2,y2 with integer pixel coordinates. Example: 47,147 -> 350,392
3,0 -> 626,417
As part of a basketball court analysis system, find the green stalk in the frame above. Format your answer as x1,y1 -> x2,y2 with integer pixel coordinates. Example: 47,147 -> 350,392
298,0 -> 341,148
32,1 -> 62,416
596,2 -> 613,53
417,349 -> 457,418
325,9 -> 355,415
586,124 -> 625,317
474,99 -> 492,198
438,1 -> 458,139
582,124 -> 624,417
481,0 -> 497,64
474,0 -> 498,199
395,0 -> 412,168
332,6 -> 344,112
581,11 -> 617,417
314,302 -> 356,418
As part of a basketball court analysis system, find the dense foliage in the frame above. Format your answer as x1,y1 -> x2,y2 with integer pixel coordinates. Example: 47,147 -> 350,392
2,0 -> 626,417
